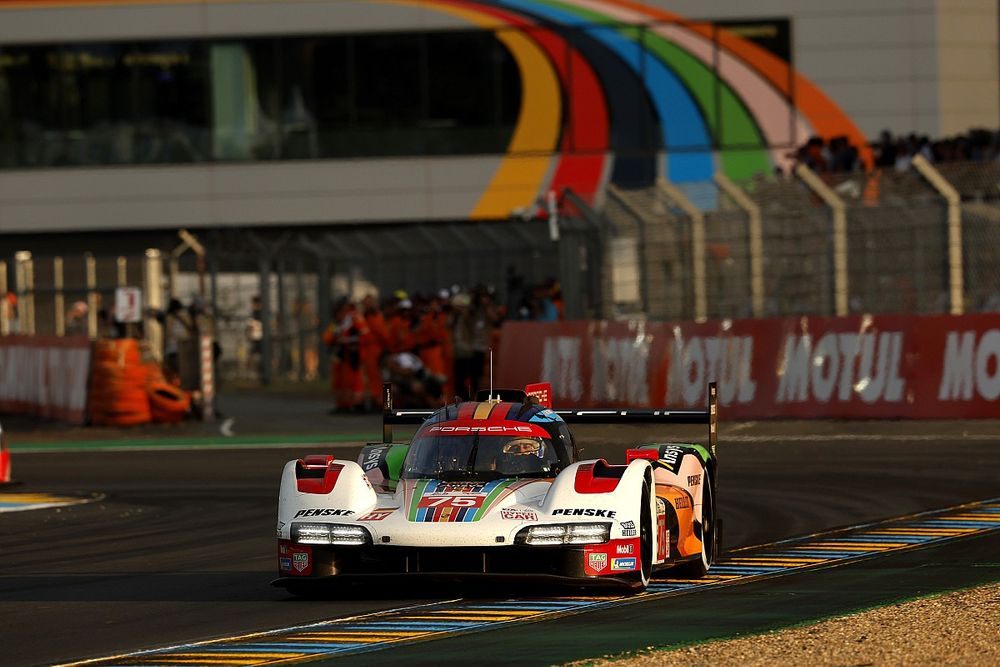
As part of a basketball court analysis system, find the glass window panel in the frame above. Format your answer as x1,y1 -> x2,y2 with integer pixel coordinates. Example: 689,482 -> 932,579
350,31 -> 424,156
279,36 -> 350,160
212,38 -> 280,161
1,27 -> 528,168
425,29 -> 517,155
124,41 -> 211,164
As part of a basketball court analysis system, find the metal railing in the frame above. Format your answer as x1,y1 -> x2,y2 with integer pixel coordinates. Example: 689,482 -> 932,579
581,159 -> 1000,321
5,160 -> 999,386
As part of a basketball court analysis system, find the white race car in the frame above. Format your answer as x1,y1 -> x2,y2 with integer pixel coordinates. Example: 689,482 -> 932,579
274,383 -> 718,593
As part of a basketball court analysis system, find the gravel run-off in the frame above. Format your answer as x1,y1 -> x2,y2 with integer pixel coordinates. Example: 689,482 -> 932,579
573,581 -> 1000,667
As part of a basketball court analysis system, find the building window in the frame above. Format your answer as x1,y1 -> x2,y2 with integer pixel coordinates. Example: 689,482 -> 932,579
0,29 -> 520,169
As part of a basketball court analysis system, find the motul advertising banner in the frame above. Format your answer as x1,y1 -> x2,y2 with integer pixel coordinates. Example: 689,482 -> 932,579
497,314 -> 1000,419
0,335 -> 91,424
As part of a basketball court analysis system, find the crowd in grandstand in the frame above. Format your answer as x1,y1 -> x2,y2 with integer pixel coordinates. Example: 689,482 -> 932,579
792,128 -> 1000,174
320,278 -> 563,411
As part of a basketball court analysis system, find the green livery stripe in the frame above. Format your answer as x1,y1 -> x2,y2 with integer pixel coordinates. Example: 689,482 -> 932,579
474,479 -> 519,521
689,444 -> 712,463
408,479 -> 431,521
386,445 -> 408,482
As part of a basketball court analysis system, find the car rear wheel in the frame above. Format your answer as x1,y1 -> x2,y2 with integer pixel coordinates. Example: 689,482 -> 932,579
674,472 -> 715,578
636,480 -> 653,590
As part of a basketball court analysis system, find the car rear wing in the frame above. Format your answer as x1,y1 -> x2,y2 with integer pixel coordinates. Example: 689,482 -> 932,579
380,382 -> 718,459
556,383 -> 718,459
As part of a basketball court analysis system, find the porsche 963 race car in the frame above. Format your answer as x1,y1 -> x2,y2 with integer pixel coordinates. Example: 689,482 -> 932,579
274,383 -> 719,593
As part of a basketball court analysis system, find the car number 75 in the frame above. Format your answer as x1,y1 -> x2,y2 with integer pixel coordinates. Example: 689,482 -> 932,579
418,495 -> 484,508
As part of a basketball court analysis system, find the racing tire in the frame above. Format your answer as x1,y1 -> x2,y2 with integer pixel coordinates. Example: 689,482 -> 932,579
635,480 -> 653,591
674,472 -> 716,578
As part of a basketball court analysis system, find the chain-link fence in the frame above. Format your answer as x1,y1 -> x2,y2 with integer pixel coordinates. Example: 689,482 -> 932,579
576,160 -> 1000,321
182,220 -> 596,385
0,251 -> 156,338
6,160 -> 999,388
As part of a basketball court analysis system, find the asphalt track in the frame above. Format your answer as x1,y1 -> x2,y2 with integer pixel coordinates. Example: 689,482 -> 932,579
1,419 -> 999,666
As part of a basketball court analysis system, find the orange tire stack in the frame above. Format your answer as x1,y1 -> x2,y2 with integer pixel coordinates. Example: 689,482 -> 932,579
88,339 -> 151,426
147,383 -> 191,423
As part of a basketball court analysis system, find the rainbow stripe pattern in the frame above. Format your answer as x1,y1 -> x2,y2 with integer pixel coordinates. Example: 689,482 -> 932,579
404,478 -> 532,522
1,0 -> 871,219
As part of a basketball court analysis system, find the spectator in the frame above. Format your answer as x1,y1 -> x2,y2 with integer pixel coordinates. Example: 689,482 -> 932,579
244,295 -> 263,374
65,300 -> 89,336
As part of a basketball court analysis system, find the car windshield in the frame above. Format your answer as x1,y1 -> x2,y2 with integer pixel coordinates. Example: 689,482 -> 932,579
401,434 -> 561,481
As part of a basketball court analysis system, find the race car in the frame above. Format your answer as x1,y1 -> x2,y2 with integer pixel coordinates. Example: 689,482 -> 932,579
274,382 -> 719,593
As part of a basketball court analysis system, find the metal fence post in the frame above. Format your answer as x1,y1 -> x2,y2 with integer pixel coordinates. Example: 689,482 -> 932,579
0,260 -> 8,335
714,172 -> 765,318
606,185 -> 650,315
116,256 -> 127,288
145,249 -> 164,360
54,256 -> 65,336
657,179 -> 707,321
794,164 -> 849,316
15,251 -> 35,335
912,154 -> 964,315
258,256 -> 272,386
85,253 -> 98,338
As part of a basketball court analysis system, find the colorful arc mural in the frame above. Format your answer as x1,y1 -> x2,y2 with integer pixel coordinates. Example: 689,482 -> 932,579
399,0 -> 870,217
2,0 -> 871,221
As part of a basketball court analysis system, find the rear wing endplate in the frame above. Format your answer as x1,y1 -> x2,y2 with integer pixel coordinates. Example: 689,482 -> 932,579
381,383 -> 433,443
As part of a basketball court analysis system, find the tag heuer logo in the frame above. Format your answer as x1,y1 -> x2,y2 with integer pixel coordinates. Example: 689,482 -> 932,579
588,552 -> 608,573
293,552 -> 309,572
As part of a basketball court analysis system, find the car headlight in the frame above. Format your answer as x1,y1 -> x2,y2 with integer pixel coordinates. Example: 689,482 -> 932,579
517,522 -> 610,546
291,522 -> 368,546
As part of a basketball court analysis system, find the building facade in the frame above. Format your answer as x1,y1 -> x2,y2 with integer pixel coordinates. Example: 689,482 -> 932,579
0,0 -> 996,234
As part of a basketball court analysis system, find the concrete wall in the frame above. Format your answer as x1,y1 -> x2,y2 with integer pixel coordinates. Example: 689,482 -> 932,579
0,1 -> 467,43
935,0 -> 999,136
0,157 -> 505,233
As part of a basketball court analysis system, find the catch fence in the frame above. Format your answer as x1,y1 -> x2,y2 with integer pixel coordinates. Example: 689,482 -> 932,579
3,159 -> 998,387
582,159 -> 1000,323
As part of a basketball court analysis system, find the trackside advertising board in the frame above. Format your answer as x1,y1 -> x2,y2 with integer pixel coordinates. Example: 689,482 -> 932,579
0,335 -> 91,424
497,314 -> 1000,419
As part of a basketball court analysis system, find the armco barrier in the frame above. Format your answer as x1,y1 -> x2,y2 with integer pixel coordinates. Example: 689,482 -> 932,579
0,335 -> 91,424
497,313 -> 1000,419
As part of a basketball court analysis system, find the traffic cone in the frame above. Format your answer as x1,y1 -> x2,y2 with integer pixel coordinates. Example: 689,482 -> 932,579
0,426 -> 10,484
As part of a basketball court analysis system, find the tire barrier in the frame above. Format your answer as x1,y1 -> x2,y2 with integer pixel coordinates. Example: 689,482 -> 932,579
88,339 -> 152,426
0,421 -> 11,484
147,383 -> 191,424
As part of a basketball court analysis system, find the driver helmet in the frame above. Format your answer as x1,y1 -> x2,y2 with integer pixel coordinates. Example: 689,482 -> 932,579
497,437 -> 546,473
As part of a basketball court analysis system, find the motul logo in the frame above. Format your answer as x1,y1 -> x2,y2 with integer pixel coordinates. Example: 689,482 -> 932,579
775,332 -> 905,404
938,330 -> 1000,401
591,337 -> 650,405
542,337 -> 583,401
668,336 -> 757,406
